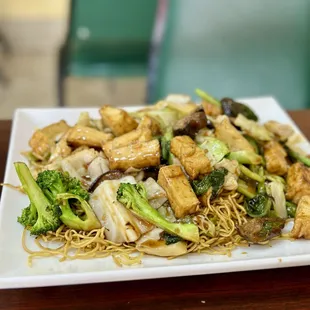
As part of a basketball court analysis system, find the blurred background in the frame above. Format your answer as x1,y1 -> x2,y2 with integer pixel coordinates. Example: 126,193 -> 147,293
0,0 -> 309,119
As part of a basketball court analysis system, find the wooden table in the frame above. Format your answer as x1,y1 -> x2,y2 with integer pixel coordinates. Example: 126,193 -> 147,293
1,111 -> 310,310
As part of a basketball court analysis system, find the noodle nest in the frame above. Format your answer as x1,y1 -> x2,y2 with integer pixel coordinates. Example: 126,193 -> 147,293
22,192 -> 249,266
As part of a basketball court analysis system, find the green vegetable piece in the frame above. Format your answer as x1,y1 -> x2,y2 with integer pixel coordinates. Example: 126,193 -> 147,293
36,170 -> 89,202
36,169 -> 99,231
198,137 -> 229,165
244,135 -> 259,154
195,88 -> 221,107
286,201 -> 297,218
192,168 -> 228,197
57,193 -> 101,231
237,182 -> 256,199
17,203 -> 37,228
14,162 -> 61,235
117,183 -> 199,243
228,151 -> 262,165
161,232 -> 183,245
285,146 -> 310,167
244,194 -> 271,218
239,164 -> 265,183
160,127 -> 174,164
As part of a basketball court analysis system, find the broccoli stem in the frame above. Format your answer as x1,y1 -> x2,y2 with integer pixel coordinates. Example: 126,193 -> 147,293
239,164 -> 265,183
15,162 -> 51,210
117,183 -> 199,243
195,88 -> 221,107
14,162 -> 61,235
57,193 -> 101,231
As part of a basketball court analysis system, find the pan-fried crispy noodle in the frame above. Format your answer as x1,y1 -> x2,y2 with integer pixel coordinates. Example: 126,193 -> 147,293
22,225 -> 139,267
22,192 -> 249,265
187,192 -> 248,256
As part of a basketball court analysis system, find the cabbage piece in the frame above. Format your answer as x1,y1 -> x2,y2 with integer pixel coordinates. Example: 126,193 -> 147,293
234,114 -> 273,141
61,149 -> 109,189
198,137 -> 229,166
266,181 -> 287,218
136,228 -> 187,257
143,177 -> 167,209
89,177 -> 153,243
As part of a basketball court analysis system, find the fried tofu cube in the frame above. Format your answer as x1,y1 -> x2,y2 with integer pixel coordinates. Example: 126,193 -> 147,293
291,195 -> 310,239
137,115 -> 161,136
29,120 -> 70,160
29,130 -> 54,160
108,139 -> 160,171
103,128 -> 152,158
264,140 -> 288,176
215,115 -> 254,152
170,136 -> 211,179
286,162 -> 310,204
158,165 -> 200,218
67,125 -> 113,148
100,105 -> 138,136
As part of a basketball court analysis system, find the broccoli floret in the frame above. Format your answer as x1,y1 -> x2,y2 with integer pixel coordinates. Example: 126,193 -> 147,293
192,168 -> 228,198
61,172 -> 89,200
36,170 -> 97,231
14,162 -> 61,235
17,203 -> 37,228
117,183 -> 199,243
36,170 -> 89,202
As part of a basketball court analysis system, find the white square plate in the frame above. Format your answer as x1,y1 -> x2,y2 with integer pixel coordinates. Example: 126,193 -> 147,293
0,97 -> 309,289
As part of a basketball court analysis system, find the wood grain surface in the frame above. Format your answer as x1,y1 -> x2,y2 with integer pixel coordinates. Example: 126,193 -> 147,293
0,111 -> 310,310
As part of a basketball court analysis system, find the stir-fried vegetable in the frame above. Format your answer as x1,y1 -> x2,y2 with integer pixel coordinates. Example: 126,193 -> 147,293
227,150 -> 263,165
286,201 -> 297,218
15,162 -> 62,235
244,194 -> 271,218
285,146 -> 310,167
192,168 -> 228,198
198,137 -> 229,166
117,183 -> 199,243
266,181 -> 287,219
195,88 -> 221,107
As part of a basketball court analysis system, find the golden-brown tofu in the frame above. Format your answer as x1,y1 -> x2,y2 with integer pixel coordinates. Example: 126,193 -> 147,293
286,163 -> 310,204
41,120 -> 70,139
103,127 -> 152,158
108,139 -> 160,171
29,120 -> 70,160
201,100 -> 222,117
215,116 -> 254,152
291,195 -> 310,239
137,115 -> 161,136
170,136 -> 211,179
29,130 -> 54,160
100,105 -> 138,136
158,165 -> 200,218
264,140 -> 288,176
67,125 -> 113,148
